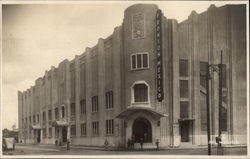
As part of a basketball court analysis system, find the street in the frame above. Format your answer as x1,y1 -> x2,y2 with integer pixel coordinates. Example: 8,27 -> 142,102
2,144 -> 247,156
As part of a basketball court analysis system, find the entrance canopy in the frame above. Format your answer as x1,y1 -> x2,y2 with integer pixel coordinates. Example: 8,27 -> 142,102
116,106 -> 167,119
31,125 -> 41,130
52,120 -> 69,127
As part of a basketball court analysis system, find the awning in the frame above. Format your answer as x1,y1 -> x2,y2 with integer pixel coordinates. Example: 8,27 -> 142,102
116,106 -> 167,119
31,125 -> 41,130
52,120 -> 69,127
178,118 -> 195,122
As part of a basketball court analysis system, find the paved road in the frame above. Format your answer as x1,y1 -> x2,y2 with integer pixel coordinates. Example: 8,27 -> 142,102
2,144 -> 247,156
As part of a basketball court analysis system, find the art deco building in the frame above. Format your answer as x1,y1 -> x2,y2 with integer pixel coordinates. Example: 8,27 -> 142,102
18,3 -> 247,148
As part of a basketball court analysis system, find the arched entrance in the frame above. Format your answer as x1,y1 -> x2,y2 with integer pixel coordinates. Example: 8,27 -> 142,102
132,117 -> 152,143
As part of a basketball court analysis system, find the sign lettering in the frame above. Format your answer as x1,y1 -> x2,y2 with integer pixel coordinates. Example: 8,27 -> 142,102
156,9 -> 164,102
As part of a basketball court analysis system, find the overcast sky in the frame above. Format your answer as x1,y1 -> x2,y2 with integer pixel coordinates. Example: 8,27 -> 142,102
2,1 -> 247,130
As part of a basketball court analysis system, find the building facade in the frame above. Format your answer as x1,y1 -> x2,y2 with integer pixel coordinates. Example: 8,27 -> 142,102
18,4 -> 247,148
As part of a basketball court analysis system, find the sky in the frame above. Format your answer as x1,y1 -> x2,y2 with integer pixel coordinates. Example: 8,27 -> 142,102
2,1 -> 248,130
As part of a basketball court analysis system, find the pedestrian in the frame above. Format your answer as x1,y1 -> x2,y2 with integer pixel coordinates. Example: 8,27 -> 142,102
127,139 -> 131,150
66,139 -> 70,150
104,138 -> 109,149
140,137 -> 143,150
155,139 -> 159,150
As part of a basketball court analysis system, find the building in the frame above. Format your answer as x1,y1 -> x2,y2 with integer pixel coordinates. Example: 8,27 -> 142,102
18,3 -> 247,148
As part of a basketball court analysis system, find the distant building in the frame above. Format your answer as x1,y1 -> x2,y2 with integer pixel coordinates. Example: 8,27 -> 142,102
18,4 -> 246,148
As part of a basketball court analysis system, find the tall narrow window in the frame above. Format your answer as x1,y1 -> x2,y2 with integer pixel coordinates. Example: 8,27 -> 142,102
180,80 -> 189,98
132,55 -> 136,69
92,121 -> 99,136
80,100 -> 86,114
92,96 -> 98,112
61,106 -> 65,118
137,54 -> 142,68
70,103 -> 75,116
143,54 -> 148,68
106,91 -> 113,109
134,84 -> 148,102
179,59 -> 188,77
106,119 -> 114,135
55,108 -> 58,120
70,125 -> 76,137
80,123 -> 87,136
180,101 -> 189,118
221,106 -> 227,131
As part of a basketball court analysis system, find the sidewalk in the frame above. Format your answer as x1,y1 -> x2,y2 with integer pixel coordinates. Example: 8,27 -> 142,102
15,143 -> 247,151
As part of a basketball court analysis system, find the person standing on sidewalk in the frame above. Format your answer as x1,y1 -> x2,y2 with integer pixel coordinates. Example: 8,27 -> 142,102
140,138 -> 143,150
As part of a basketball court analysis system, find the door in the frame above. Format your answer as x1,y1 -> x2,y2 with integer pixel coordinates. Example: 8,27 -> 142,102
37,130 -> 41,143
62,126 -> 67,142
132,117 -> 152,143
180,121 -> 189,142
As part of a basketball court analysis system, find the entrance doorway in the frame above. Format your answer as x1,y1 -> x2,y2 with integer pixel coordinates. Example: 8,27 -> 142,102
180,121 -> 189,142
62,126 -> 67,142
132,117 -> 152,143
37,130 -> 41,143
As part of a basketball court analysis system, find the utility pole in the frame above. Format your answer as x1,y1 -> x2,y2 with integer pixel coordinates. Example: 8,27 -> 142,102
206,63 -> 211,155
218,51 -> 223,138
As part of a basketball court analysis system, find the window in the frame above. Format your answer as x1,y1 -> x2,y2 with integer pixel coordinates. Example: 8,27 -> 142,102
37,115 -> 40,123
43,128 -> 46,138
42,112 -> 46,122
80,123 -> 87,136
179,59 -> 188,77
33,115 -> 36,124
55,108 -> 59,120
134,84 -> 148,102
92,121 -> 99,135
200,91 -> 207,131
106,119 -> 114,135
131,53 -> 149,70
92,96 -> 98,112
70,103 -> 75,116
48,128 -> 52,138
106,91 -> 113,109
80,100 -> 86,114
55,127 -> 59,138
180,101 -> 189,118
180,80 -> 189,98
29,116 -> 31,125
48,110 -> 52,121
70,125 -> 76,137
61,106 -> 65,118
221,106 -> 227,131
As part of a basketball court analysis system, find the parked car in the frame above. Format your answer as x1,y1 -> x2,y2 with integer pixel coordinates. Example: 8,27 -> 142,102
2,137 -> 15,151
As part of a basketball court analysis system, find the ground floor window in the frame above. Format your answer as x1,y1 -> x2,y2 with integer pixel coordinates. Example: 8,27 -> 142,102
42,128 -> 46,138
106,119 -> 114,135
92,121 -> 99,136
70,125 -> 76,137
80,123 -> 87,136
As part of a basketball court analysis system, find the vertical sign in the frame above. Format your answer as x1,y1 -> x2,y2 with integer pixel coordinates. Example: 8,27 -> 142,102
156,9 -> 164,102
